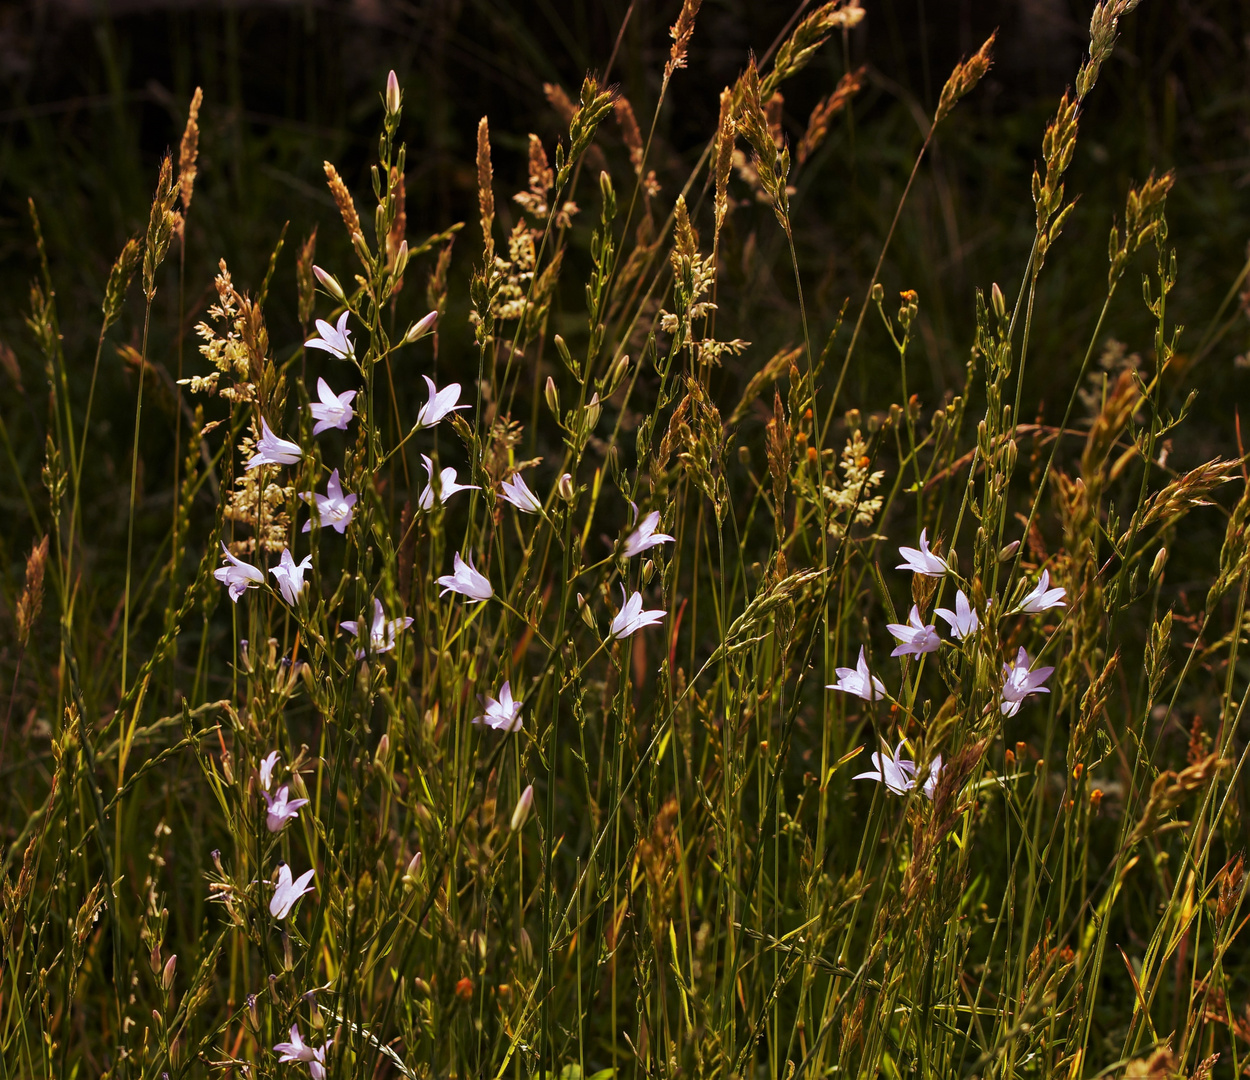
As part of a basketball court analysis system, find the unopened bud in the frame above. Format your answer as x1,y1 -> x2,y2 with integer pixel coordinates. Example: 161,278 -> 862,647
578,593 -> 596,630
404,309 -> 438,343
150,945 -> 162,975
991,281 -> 1006,321
162,954 -> 177,992
1150,546 -> 1168,585
392,238 -> 410,279
247,994 -> 261,1032
642,559 -> 655,586
607,353 -> 630,393
585,393 -> 601,432
312,265 -> 346,302
545,376 -> 561,418
373,733 -> 390,769
557,473 -> 574,502
300,662 -> 316,695
871,282 -> 884,302
414,977 -> 432,996
997,540 -> 1020,563
385,70 -> 402,116
511,784 -> 534,831
403,850 -> 423,890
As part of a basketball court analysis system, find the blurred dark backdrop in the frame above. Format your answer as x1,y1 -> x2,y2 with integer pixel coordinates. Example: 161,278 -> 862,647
1,0 -> 1248,566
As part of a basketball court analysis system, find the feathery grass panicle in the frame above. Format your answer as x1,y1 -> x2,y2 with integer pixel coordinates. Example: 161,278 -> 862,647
323,159 -> 363,244
177,86 -> 203,213
664,0 -> 703,83
798,66 -> 865,165
613,95 -> 644,174
933,31 -> 996,125
713,86 -> 736,237
477,116 -> 495,265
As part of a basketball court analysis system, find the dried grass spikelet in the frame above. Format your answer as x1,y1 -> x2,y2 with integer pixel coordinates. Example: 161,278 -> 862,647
797,66 -> 865,164
543,82 -> 576,124
1129,458 -> 1240,539
1128,753 -> 1229,847
934,32 -> 996,125
613,96 -> 644,174
713,87 -> 735,237
323,161 -> 363,242
664,0 -> 703,83
178,87 -> 203,213
477,116 -> 495,265
16,536 -> 49,650
295,227 -> 317,330
764,91 -> 785,148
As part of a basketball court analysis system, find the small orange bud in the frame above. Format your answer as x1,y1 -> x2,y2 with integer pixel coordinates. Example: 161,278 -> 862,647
803,407 -> 813,421
455,977 -> 474,1002
1004,749 -> 1015,769
807,446 -> 818,464
1090,789 -> 1104,811
859,455 -> 870,468
1072,763 -> 1084,781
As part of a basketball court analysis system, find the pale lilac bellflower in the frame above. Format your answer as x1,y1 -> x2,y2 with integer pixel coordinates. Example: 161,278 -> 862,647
415,375 -> 469,429
214,543 -> 265,602
269,863 -> 315,920
853,742 -> 917,795
474,681 -> 524,732
301,469 -> 357,534
274,1026 -> 331,1080
247,418 -> 303,470
610,587 -> 666,639
886,605 -> 940,657
935,590 -> 980,641
437,552 -> 493,601
340,598 -> 414,658
499,472 -> 542,513
270,549 -> 312,606
896,528 -> 948,577
304,311 -> 354,360
827,646 -> 886,701
418,454 -> 478,510
1000,647 -> 1055,717
308,377 -> 356,434
1017,569 -> 1067,613
263,785 -> 309,833
259,750 -> 280,791
623,506 -> 675,558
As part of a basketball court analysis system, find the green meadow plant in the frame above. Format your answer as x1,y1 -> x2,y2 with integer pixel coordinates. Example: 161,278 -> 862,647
4,1 -> 1250,1079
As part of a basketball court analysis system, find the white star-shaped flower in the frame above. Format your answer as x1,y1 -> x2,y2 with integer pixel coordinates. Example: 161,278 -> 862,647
301,469 -> 357,534
308,377 -> 356,434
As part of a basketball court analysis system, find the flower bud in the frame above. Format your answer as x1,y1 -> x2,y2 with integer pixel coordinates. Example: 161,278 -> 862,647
997,540 -> 1020,563
991,281 -> 1006,321
545,376 -> 561,418
247,994 -> 261,1032
642,559 -> 655,586
312,265 -> 346,302
385,70 -> 402,116
392,238 -> 410,279
1150,546 -> 1168,585
607,353 -> 630,393
578,593 -> 597,630
149,945 -> 163,975
403,850 -> 423,890
511,784 -> 534,831
557,473 -> 574,502
373,733 -> 390,770
405,309 -> 438,344
162,954 -> 177,992
584,393 -> 601,432
871,282 -> 884,302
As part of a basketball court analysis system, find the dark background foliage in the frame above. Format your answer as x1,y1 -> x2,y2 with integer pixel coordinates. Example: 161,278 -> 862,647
1,0 -> 1247,627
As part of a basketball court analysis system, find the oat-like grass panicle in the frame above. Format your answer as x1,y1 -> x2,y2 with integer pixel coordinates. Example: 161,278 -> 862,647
543,81 -> 576,124
477,116 -> 495,265
102,237 -> 143,332
713,87 -> 736,237
664,0 -> 703,83
16,536 -> 48,650
296,227 -> 317,330
323,160 -> 363,241
142,155 -> 179,300
178,87 -> 203,213
934,32 -> 996,124
762,0 -> 864,97
797,66 -> 865,165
